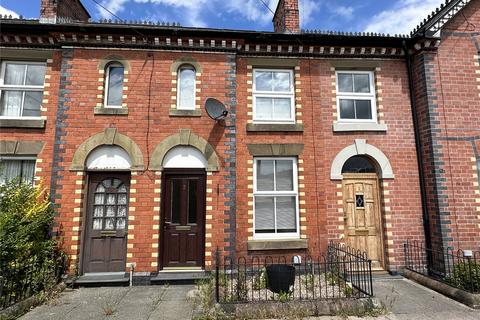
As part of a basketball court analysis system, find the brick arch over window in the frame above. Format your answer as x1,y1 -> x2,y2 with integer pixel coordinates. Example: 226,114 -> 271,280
97,54 -> 131,72
170,57 -> 202,73
330,139 -> 394,180
70,128 -> 144,171
150,129 -> 219,172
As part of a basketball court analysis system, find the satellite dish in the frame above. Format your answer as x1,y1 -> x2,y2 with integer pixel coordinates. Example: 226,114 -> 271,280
205,98 -> 228,121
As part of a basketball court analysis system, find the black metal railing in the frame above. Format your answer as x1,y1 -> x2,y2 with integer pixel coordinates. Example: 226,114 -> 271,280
214,241 -> 373,303
404,240 -> 480,294
0,252 -> 66,310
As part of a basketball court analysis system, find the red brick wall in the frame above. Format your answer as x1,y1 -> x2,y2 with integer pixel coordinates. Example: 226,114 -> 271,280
40,0 -> 90,22
235,57 -> 424,271
1,51 -> 61,198
273,0 -> 300,33
413,0 -> 480,251
51,49 -> 233,273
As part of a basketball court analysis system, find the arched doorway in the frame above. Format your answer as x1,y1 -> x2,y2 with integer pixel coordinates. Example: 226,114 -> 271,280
160,146 -> 207,269
83,145 -> 132,273
341,155 -> 384,270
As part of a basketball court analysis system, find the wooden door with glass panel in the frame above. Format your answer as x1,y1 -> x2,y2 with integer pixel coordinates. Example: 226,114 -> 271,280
84,174 -> 129,273
161,170 -> 205,268
343,174 -> 384,269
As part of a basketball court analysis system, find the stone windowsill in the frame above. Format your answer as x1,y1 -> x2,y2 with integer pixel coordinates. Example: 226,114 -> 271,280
333,122 -> 388,132
0,118 -> 45,128
94,106 -> 129,115
247,123 -> 304,132
169,109 -> 202,117
247,239 -> 308,251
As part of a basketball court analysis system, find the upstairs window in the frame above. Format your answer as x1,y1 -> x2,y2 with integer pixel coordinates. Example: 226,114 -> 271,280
254,157 -> 299,238
0,158 -> 36,185
253,69 -> 294,123
177,65 -> 196,110
104,62 -> 124,108
336,71 -> 376,122
0,62 -> 46,118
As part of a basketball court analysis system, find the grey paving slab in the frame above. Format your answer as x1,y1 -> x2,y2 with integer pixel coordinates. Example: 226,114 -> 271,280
20,285 -> 194,320
372,278 -> 479,320
19,277 -> 480,320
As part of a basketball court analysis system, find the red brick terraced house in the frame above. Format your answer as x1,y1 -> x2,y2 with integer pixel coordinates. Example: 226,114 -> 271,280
0,0 -> 479,283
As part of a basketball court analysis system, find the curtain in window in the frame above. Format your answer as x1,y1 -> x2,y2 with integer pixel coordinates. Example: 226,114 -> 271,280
1,160 -> 21,184
22,161 -> 35,184
5,63 -> 25,85
0,160 -> 35,184
0,91 -> 22,116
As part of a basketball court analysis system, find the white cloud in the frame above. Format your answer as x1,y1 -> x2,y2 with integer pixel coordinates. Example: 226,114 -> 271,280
98,0 -> 129,19
364,0 -> 442,35
299,0 -> 320,26
225,0 -> 278,25
95,0 -> 320,28
331,5 -> 354,20
0,5 -> 19,18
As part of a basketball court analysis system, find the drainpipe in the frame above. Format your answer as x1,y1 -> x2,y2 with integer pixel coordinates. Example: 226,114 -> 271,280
403,40 -> 433,254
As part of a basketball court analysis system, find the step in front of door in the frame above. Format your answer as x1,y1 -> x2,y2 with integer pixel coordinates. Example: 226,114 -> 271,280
150,270 -> 209,284
69,272 -> 130,287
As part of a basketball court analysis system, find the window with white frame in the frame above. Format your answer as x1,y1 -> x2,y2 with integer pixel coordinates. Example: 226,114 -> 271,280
254,157 -> 299,238
104,62 -> 124,108
0,157 -> 36,185
253,69 -> 295,123
177,65 -> 196,110
0,61 -> 46,118
336,71 -> 377,122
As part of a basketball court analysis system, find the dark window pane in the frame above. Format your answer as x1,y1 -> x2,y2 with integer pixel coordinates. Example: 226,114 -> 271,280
275,160 -> 293,191
256,160 -> 274,191
26,65 -> 46,86
170,179 -> 181,224
338,73 -> 353,92
339,99 -> 355,119
355,100 -> 372,119
342,155 -> 377,174
188,180 -> 197,224
106,66 -> 124,106
255,196 -> 275,233
22,91 -> 42,117
356,194 -> 365,208
354,74 -> 370,93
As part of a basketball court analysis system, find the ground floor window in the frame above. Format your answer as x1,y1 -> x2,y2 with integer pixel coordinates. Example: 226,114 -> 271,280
0,158 -> 35,184
253,157 -> 299,238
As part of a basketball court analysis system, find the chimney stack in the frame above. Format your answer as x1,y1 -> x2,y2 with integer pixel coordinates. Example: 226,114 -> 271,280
40,0 -> 90,23
273,0 -> 300,33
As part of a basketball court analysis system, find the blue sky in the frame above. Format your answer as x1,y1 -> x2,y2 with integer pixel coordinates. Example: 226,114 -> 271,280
0,0 -> 444,35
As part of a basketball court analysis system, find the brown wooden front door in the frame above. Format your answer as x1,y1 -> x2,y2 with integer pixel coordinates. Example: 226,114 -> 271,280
343,173 -> 384,270
161,169 -> 205,268
83,173 -> 130,273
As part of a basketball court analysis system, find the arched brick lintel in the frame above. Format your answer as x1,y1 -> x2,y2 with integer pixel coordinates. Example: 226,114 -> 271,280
330,139 -> 394,180
69,128 -> 144,171
149,129 -> 220,172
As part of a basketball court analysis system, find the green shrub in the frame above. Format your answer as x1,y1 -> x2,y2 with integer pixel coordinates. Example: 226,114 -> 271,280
0,180 -> 66,307
446,261 -> 480,293
0,180 -> 57,261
